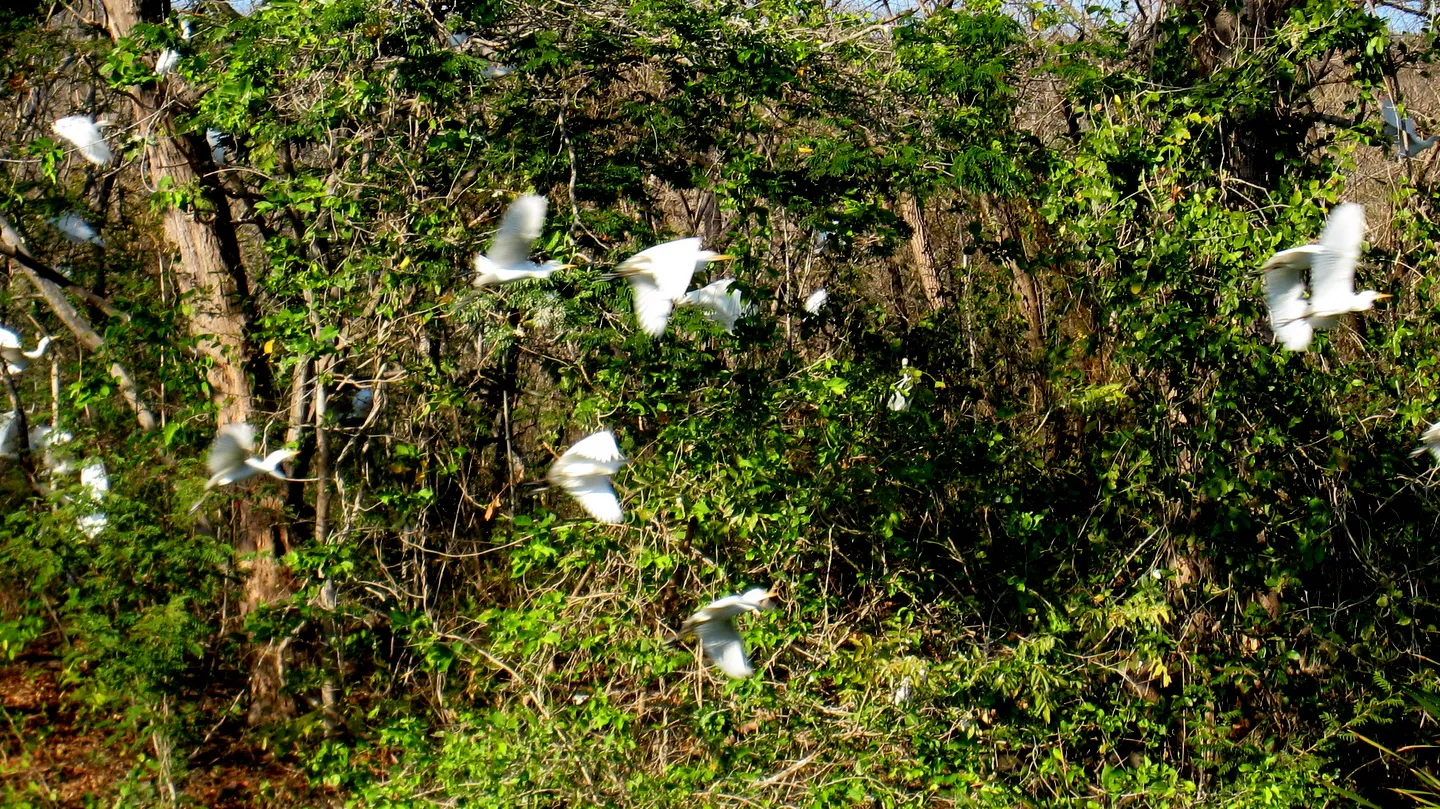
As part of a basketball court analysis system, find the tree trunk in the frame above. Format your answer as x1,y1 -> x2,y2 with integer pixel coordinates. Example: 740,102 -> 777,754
901,193 -> 945,311
99,0 -> 293,725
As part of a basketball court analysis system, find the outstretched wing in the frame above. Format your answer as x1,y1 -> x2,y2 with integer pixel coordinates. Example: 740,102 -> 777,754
52,115 -> 112,166
619,238 -> 702,301
1263,262 -> 1314,351
628,274 -> 677,338
1307,203 -> 1365,316
693,615 -> 754,678
208,423 -> 256,478
486,195 -> 547,269
559,474 -> 624,524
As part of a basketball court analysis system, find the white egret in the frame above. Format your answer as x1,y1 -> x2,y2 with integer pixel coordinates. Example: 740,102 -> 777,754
1413,421 -> 1440,462
77,459 -> 110,537
0,411 -> 18,458
546,430 -> 626,523
615,237 -> 734,337
1381,100 -> 1435,158
0,327 -> 53,374
350,388 -> 374,422
888,359 -> 914,412
803,288 -> 828,315
51,212 -> 105,246
1262,203 -> 1387,352
675,587 -> 779,679
472,195 -> 570,287
203,423 -> 298,490
679,278 -> 749,334
155,48 -> 180,75
29,426 -> 75,475
52,115 -> 113,166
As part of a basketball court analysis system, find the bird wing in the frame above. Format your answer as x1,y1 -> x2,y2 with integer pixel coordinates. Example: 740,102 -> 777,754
692,614 -> 754,678
628,274 -> 677,338
560,430 -> 625,464
1381,99 -> 1402,136
1264,263 -> 1314,351
1307,203 -> 1366,315
80,460 -> 110,497
557,474 -> 624,524
0,327 -> 20,351
620,238 -> 702,300
208,423 -> 256,478
52,115 -> 112,165
52,213 -> 102,246
0,412 -> 17,458
486,195 -> 547,270
1413,422 -> 1440,458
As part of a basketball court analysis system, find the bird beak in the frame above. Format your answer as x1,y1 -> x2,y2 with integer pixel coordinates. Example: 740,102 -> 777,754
1375,293 -> 1393,301
710,254 -> 737,262
763,587 -> 779,599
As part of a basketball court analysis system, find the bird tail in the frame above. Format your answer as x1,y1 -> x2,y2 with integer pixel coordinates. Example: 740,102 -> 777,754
188,491 -> 211,515
1411,445 -> 1431,458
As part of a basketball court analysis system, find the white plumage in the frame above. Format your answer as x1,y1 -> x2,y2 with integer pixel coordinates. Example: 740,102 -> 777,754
888,359 -> 914,412
546,430 -> 627,523
803,288 -> 828,315
77,459 -> 110,537
472,195 -> 569,286
51,212 -> 105,246
52,115 -> 113,166
0,411 -> 18,458
0,327 -> 53,374
1262,204 -> 1386,352
204,423 -> 298,490
677,587 -> 779,679
679,278 -> 749,334
155,48 -> 180,75
1413,421 -> 1440,462
616,238 -> 734,337
206,129 -> 228,165
29,426 -> 75,475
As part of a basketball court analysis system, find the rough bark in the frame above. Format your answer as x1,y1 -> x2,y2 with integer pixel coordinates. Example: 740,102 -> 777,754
901,193 -> 945,311
99,0 -> 292,725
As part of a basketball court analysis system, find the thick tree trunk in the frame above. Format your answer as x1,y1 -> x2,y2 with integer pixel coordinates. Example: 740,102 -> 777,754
99,0 -> 293,725
901,193 -> 945,311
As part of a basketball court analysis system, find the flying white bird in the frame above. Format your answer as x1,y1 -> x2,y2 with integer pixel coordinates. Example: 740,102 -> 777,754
0,327 -> 53,374
203,423 -> 298,490
52,115 -> 113,166
615,238 -> 734,337
155,48 -> 180,75
472,195 -> 570,287
1381,100 -> 1436,158
1413,421 -> 1440,462
888,359 -> 915,412
803,288 -> 829,315
679,278 -> 749,334
77,459 -> 110,537
1262,203 -> 1387,352
51,212 -> 105,246
675,587 -> 779,679
546,430 -> 627,523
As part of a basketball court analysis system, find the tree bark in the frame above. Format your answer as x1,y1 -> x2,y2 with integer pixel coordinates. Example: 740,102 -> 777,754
99,0 -> 292,725
901,193 -> 945,311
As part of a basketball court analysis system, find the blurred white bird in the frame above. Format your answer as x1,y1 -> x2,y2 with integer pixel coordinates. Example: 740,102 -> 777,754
803,288 -> 828,315
1413,421 -> 1440,462
888,359 -> 914,412
349,388 -> 374,422
615,238 -> 734,337
206,129 -> 229,165
203,423 -> 298,490
155,48 -> 180,75
52,115 -> 113,166
29,426 -> 75,475
180,18 -> 195,40
472,195 -> 570,286
675,587 -> 779,678
482,62 -> 514,78
77,459 -> 110,537
1381,100 -> 1435,158
0,327 -> 53,374
51,212 -> 105,246
679,278 -> 749,334
1262,204 -> 1386,352
547,430 -> 627,523
0,411 -> 18,458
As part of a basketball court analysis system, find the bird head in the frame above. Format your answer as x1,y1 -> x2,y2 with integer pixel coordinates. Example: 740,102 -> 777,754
699,251 -> 736,266
1358,290 -> 1392,309
742,586 -> 780,611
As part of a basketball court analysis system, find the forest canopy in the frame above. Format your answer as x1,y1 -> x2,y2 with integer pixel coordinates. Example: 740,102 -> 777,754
1,0 -> 1439,806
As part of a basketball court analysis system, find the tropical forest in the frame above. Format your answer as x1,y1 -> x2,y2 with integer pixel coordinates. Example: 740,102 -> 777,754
0,0 -> 1438,805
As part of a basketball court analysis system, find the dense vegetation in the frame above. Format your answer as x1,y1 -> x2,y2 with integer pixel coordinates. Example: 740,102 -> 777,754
2,0 -> 1439,805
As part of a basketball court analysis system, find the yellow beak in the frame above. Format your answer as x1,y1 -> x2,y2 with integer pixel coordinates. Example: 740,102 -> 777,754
1374,292 -> 1393,301
710,254 -> 737,262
